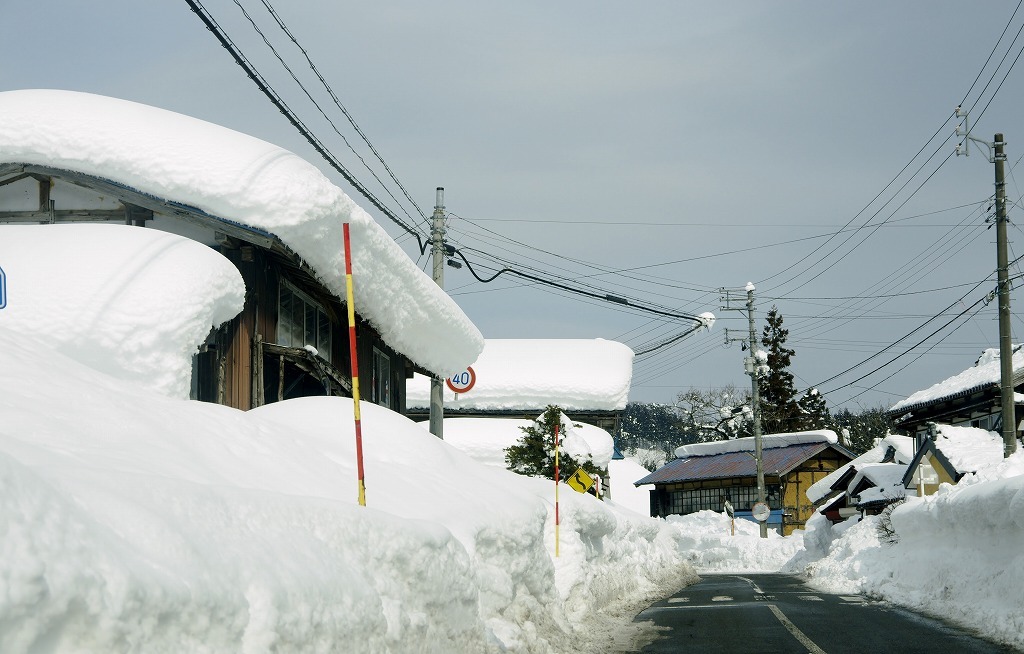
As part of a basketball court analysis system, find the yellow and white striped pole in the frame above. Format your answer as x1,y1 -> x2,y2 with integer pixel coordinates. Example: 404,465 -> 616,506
343,223 -> 366,507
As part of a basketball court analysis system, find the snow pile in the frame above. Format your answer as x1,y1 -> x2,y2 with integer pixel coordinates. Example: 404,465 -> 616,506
429,417 -> 653,516
674,430 -> 837,458
408,339 -> 635,411
664,511 -> 805,573
0,89 -> 483,377
890,346 -> 1024,413
0,224 -> 244,398
787,450 -> 1024,651
0,327 -> 695,653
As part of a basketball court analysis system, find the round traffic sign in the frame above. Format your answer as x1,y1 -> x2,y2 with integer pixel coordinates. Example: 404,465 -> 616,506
446,366 -> 476,394
752,502 -> 771,522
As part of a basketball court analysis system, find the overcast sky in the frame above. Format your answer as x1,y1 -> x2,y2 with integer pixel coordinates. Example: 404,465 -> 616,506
5,1 -> 1024,413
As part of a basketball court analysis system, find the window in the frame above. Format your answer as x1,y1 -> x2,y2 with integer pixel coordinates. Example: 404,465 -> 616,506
278,281 -> 332,363
372,347 -> 392,408
665,484 -> 782,516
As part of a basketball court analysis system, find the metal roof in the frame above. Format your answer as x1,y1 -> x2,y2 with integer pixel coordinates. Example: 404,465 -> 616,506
635,442 -> 835,486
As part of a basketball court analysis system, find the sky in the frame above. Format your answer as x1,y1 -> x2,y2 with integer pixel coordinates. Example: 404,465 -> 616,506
5,1 -> 1024,412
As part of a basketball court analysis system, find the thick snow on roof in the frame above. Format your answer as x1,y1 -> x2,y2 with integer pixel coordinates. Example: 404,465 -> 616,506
407,339 -> 635,411
933,424 -> 1006,474
890,346 -> 1024,413
849,463 -> 908,505
805,434 -> 914,504
0,89 -> 482,377
0,224 -> 243,398
425,415 -> 614,470
674,430 -> 838,459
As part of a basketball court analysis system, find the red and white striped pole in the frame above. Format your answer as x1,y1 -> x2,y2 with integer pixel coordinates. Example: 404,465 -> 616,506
343,223 -> 366,507
554,422 -> 560,557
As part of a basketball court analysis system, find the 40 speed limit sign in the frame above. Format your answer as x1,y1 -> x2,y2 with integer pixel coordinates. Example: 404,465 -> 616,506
446,366 -> 476,394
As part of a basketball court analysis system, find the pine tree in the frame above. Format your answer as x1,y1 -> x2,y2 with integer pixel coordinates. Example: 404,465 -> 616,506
505,405 -> 603,479
758,307 -> 800,434
797,387 -> 831,431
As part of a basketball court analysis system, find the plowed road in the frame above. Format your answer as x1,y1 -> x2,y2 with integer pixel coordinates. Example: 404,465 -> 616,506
633,573 -> 1017,653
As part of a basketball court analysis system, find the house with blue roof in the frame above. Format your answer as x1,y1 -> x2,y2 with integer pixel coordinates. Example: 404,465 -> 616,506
634,430 -> 853,535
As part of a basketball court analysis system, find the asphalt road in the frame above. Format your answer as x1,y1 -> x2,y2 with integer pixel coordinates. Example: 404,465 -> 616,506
632,573 -> 1018,654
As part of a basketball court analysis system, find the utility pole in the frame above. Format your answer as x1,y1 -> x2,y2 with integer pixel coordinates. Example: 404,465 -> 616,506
721,283 -> 767,538
956,113 -> 1018,457
429,187 -> 445,439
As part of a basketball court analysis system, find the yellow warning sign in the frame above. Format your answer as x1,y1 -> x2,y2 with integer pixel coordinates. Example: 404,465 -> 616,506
566,468 -> 595,494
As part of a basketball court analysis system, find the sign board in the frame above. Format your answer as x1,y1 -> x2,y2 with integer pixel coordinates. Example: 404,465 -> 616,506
445,366 -> 476,394
566,468 -> 595,494
723,500 -> 734,518
0,265 -> 6,309
751,501 -> 771,522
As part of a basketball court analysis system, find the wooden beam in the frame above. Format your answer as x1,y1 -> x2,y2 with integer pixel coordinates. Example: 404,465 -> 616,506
0,209 -> 128,223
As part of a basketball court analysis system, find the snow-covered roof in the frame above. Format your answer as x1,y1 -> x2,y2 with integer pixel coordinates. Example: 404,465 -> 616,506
889,346 -> 1024,415
0,224 -> 244,399
421,415 -> 615,470
805,433 -> 914,504
0,89 -> 483,377
930,424 -> 1006,475
849,463 -> 907,502
674,430 -> 838,459
407,339 -> 635,412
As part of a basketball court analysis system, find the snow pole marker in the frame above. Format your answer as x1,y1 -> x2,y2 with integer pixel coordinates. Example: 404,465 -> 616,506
343,223 -> 366,507
554,422 -> 560,557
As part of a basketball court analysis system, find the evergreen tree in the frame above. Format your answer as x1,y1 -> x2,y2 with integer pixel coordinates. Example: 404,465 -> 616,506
758,307 -> 801,434
505,405 -> 604,479
797,387 -> 831,431
830,406 -> 892,454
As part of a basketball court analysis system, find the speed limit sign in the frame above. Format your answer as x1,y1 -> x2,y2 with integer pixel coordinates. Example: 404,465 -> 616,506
446,366 -> 476,394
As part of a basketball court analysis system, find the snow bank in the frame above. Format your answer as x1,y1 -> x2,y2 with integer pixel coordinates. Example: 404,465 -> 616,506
0,224 -> 243,398
664,511 -> 805,573
0,327 -> 694,653
0,89 -> 483,377
408,339 -> 635,411
787,451 -> 1024,651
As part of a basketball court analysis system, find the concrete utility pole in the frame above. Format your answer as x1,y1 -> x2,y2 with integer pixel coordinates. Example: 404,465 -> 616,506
429,187 -> 445,439
993,135 -> 1018,458
956,114 -> 1018,458
744,283 -> 768,538
721,284 -> 768,538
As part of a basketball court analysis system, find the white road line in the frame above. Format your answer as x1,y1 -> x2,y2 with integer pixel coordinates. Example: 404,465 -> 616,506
735,576 -> 764,594
767,604 -> 828,654
668,597 -> 690,604
711,595 -> 734,602
796,595 -> 824,601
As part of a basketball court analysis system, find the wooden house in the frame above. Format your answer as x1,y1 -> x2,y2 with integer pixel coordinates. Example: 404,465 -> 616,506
901,424 -> 1006,496
806,434 -> 915,523
635,431 -> 853,535
0,90 -> 483,412
886,346 -> 1024,441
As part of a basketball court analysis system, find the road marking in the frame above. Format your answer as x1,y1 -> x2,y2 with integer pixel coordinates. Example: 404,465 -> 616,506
766,604 -> 828,654
797,594 -> 824,601
840,595 -> 866,603
668,597 -> 690,604
711,596 -> 733,602
735,576 -> 764,594
755,594 -> 777,601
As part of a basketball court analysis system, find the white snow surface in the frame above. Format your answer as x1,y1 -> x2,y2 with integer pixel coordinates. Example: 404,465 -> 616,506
0,326 -> 698,653
0,224 -> 244,399
932,424 -> 1007,474
674,430 -> 838,459
890,346 -> 1024,413
0,89 -> 483,377
407,339 -> 634,411
787,449 -> 1024,651
848,463 -> 908,505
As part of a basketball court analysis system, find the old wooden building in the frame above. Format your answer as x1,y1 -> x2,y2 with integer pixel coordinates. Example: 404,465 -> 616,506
635,431 -> 853,535
0,90 -> 483,413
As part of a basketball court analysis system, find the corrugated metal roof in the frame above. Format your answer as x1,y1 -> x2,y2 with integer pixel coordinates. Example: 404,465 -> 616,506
635,442 -> 832,486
